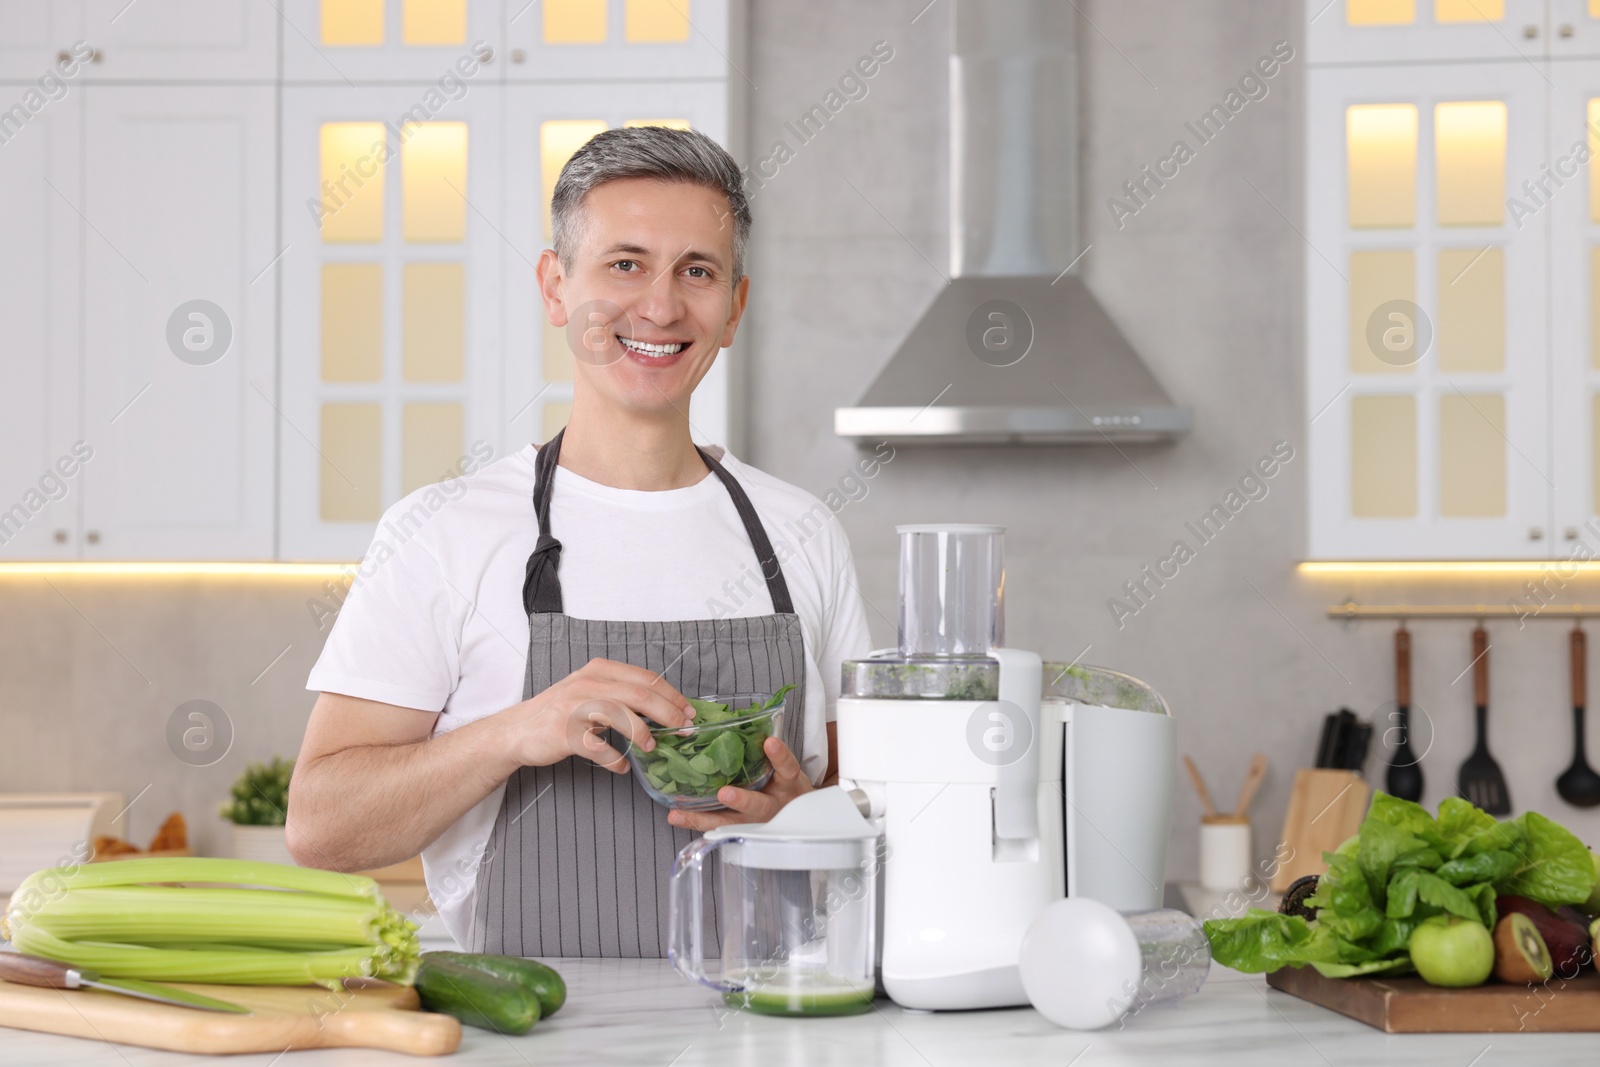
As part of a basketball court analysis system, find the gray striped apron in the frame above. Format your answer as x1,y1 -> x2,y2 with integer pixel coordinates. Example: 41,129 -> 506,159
467,428 -> 808,957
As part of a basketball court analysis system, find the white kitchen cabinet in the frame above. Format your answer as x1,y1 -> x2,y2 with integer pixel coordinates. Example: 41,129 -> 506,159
1548,59 -> 1600,547
500,81 -> 733,454
279,84 -> 505,561
0,91 -> 82,560
0,1 -> 741,562
281,0 -> 507,84
1306,62 -> 1551,559
80,86 -> 278,559
1307,0 -> 1555,64
80,0 -> 278,81
1551,0 -> 1600,58
503,0 -> 733,82
0,0 -> 85,80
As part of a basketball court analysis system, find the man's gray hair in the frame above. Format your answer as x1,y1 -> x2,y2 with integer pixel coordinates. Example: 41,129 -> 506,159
551,125 -> 751,279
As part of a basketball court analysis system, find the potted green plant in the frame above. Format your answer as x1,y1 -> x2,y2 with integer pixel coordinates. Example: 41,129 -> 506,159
219,756 -> 295,865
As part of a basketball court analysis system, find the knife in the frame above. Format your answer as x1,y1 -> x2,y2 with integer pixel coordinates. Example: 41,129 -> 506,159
0,952 -> 252,1014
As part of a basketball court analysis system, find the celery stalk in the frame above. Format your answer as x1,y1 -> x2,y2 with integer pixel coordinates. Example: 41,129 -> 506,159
22,888 -> 383,946
9,927 -> 379,985
2,859 -> 419,986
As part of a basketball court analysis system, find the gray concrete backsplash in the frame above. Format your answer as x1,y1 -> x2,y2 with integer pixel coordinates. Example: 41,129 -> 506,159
4,2 -> 1598,883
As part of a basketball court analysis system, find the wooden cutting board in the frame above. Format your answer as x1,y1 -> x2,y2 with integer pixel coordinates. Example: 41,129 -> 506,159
0,976 -> 461,1055
1268,964 -> 1600,1032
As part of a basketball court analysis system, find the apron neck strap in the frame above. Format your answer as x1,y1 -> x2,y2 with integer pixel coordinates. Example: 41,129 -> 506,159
523,429 -> 795,617
693,444 -> 794,615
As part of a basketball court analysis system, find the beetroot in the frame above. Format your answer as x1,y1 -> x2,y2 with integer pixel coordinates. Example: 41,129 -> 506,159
1496,895 -> 1592,976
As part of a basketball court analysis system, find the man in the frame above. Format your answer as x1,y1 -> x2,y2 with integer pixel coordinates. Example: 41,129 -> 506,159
288,127 -> 873,958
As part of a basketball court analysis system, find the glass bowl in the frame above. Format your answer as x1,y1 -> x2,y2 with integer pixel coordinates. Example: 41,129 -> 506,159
627,691 -> 789,811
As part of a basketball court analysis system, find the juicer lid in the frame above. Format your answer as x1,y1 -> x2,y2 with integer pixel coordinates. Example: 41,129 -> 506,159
705,786 -> 878,844
705,787 -> 880,871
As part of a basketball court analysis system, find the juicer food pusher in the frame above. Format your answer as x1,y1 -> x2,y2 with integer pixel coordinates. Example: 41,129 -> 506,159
836,524 -> 1176,1011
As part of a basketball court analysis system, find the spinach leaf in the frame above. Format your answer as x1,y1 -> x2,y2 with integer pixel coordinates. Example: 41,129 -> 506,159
630,685 -> 796,802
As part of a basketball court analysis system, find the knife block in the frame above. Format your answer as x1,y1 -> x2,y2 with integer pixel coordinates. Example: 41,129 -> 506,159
1269,769 -> 1370,893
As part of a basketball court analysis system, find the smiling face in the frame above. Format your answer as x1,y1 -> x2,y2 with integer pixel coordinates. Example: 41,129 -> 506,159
537,177 -> 749,420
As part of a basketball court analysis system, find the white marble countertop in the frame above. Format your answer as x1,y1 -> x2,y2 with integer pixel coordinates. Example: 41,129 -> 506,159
7,958 -> 1600,1066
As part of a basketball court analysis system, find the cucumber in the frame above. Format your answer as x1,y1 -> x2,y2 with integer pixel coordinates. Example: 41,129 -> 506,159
422,951 -> 567,1018
414,955 -> 541,1035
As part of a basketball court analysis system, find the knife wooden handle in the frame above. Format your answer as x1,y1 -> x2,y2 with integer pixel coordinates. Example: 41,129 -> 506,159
1395,628 -> 1411,707
1472,626 -> 1489,707
0,954 -> 75,989
1574,628 -> 1587,708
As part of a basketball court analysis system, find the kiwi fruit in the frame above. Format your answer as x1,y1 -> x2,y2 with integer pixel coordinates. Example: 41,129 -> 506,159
1493,912 -> 1554,984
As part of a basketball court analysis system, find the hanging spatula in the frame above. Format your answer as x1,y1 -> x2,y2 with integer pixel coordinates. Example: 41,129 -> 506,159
1556,626 -> 1600,807
1385,625 -> 1424,801
1457,625 -> 1510,814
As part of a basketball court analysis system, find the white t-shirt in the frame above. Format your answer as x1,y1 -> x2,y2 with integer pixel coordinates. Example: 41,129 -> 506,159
305,441 -> 873,946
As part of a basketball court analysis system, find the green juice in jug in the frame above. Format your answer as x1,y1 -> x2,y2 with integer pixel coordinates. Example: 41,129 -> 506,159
721,972 -> 875,1016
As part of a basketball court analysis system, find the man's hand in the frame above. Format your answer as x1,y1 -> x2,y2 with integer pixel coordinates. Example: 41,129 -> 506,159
502,657 -> 695,774
666,736 -> 813,832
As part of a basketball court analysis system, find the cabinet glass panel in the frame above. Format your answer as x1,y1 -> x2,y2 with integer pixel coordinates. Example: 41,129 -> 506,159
404,0 -> 466,45
624,118 -> 692,130
1351,394 -> 1418,517
323,0 -> 385,45
1434,0 -> 1503,21
1438,393 -> 1506,517
402,122 -> 467,243
545,0 -> 606,43
1348,104 -> 1417,228
402,402 -> 464,494
403,262 -> 465,382
542,401 -> 572,441
1349,250 -> 1416,375
320,123 -> 387,243
626,0 -> 691,42
321,263 -> 384,382
1590,100 -> 1600,224
320,403 -> 383,521
1347,0 -> 1414,25
541,120 -> 607,239
1435,101 -> 1505,227
1437,247 -> 1504,373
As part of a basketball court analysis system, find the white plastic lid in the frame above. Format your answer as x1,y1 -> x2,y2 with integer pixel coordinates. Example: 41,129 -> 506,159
1019,898 -> 1141,1030
705,787 -> 880,871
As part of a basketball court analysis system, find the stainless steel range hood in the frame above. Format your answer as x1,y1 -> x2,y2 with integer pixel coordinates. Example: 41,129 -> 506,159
834,0 -> 1190,446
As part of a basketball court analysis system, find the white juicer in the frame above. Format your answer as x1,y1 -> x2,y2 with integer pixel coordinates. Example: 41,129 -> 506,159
836,524 -> 1176,1011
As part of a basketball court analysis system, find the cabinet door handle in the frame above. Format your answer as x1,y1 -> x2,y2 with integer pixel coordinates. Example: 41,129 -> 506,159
1567,527 -> 1581,541
1529,527 -> 1545,541
511,48 -> 526,64
53,529 -> 68,544
1560,24 -> 1575,38
1523,24 -> 1539,38
85,530 -> 101,545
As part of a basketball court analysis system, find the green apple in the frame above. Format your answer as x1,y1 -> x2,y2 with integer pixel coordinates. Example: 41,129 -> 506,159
1409,915 -> 1494,988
